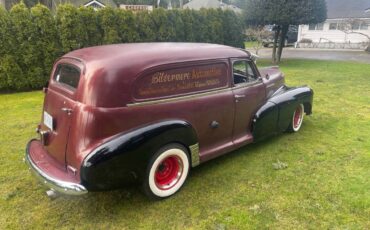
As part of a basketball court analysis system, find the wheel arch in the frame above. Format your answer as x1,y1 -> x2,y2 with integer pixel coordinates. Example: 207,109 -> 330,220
80,119 -> 199,191
252,85 -> 313,141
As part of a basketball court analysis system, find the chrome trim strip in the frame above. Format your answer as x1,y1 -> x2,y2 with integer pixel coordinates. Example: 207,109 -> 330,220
232,79 -> 263,90
25,140 -> 87,196
189,143 -> 200,167
127,87 -> 231,107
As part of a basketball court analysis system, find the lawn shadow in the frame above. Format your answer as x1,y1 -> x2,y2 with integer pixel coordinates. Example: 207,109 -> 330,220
190,134 -> 285,177
33,132 -> 299,225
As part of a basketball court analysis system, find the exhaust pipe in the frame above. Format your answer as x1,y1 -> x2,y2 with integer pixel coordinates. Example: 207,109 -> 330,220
46,189 -> 59,199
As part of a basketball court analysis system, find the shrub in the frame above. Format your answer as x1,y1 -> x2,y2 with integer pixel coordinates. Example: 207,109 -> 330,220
0,4 -> 244,92
9,2 -> 42,89
56,4 -> 86,52
31,4 -> 60,84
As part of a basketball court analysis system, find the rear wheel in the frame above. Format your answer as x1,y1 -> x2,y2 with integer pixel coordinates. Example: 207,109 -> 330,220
287,104 -> 304,132
142,144 -> 190,200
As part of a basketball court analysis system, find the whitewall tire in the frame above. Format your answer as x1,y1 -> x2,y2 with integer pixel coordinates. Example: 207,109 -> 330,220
143,144 -> 190,200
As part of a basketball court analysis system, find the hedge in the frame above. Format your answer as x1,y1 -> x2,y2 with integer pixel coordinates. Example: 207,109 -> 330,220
0,3 -> 244,91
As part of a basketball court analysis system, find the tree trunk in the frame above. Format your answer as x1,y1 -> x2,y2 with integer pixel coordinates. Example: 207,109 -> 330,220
272,26 -> 280,64
277,25 -> 289,63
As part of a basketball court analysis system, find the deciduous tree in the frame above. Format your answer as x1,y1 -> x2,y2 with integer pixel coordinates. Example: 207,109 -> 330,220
245,0 -> 327,63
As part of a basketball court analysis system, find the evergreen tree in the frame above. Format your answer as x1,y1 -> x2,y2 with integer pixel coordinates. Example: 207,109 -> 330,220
0,3 -> 245,91
56,4 -> 86,53
135,10 -> 156,42
31,3 -> 60,83
181,9 -> 195,42
192,9 -> 207,42
118,9 -> 138,42
203,8 -> 223,44
9,2 -> 40,89
98,7 -> 121,44
151,8 -> 175,41
167,9 -> 184,42
79,6 -> 103,47
0,7 -> 16,90
222,9 -> 244,48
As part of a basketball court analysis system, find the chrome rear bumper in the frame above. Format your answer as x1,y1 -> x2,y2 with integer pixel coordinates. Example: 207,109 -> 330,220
25,140 -> 87,196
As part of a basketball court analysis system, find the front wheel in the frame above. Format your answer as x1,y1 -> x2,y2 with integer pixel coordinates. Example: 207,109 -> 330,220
287,104 -> 305,132
142,144 -> 190,200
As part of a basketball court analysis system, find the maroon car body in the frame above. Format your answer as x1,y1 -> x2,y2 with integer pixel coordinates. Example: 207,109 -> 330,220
26,43 -> 313,199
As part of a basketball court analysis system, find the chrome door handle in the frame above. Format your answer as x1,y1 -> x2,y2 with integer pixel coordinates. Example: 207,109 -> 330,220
61,107 -> 73,115
234,94 -> 246,103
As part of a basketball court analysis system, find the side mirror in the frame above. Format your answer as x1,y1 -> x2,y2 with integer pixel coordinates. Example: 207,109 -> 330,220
265,74 -> 270,80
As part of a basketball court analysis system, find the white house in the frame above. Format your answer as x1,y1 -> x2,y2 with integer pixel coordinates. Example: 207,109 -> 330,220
297,0 -> 370,49
183,0 -> 243,14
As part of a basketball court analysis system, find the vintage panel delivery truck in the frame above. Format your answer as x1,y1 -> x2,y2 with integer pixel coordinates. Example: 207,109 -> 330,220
26,43 -> 313,199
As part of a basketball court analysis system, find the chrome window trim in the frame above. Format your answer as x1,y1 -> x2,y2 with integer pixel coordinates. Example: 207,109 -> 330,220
127,87 -> 231,107
231,58 -> 261,88
232,79 -> 263,90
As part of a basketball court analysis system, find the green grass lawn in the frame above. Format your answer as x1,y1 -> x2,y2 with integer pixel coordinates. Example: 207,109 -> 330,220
0,59 -> 369,229
245,41 -> 259,48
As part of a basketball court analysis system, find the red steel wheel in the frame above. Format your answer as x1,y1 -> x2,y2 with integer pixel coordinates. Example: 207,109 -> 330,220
154,155 -> 183,190
288,104 -> 305,132
143,144 -> 190,199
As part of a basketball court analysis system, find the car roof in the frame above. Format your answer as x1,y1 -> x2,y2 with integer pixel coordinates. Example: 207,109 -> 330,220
63,43 -> 250,75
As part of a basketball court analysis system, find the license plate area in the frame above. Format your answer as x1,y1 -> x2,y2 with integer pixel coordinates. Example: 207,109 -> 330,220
43,111 -> 53,130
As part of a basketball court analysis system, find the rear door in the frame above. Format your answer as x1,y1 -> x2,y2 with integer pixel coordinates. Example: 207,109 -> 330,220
41,61 -> 82,165
231,59 -> 266,146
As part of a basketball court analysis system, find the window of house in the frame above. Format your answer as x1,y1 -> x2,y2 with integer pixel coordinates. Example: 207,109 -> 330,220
309,23 -> 323,30
233,60 -> 258,85
360,22 -> 369,30
337,23 -> 346,31
329,23 -> 337,30
308,24 -> 316,30
316,23 -> 324,30
352,22 -> 361,30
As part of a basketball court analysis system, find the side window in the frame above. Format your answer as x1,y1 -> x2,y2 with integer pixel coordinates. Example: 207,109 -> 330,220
233,60 -> 258,85
53,64 -> 81,90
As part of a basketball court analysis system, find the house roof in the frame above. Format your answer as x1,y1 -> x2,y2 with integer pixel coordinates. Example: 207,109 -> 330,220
326,0 -> 370,19
54,0 -> 117,9
183,0 -> 242,13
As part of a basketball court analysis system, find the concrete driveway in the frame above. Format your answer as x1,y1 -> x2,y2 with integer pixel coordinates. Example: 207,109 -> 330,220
248,47 -> 370,64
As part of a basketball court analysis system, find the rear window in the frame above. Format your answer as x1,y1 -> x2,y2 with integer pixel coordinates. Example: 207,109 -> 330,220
53,64 -> 81,89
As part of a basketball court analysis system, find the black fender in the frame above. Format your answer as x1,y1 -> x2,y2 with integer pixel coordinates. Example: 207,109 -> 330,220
252,85 -> 313,141
80,120 -> 198,191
